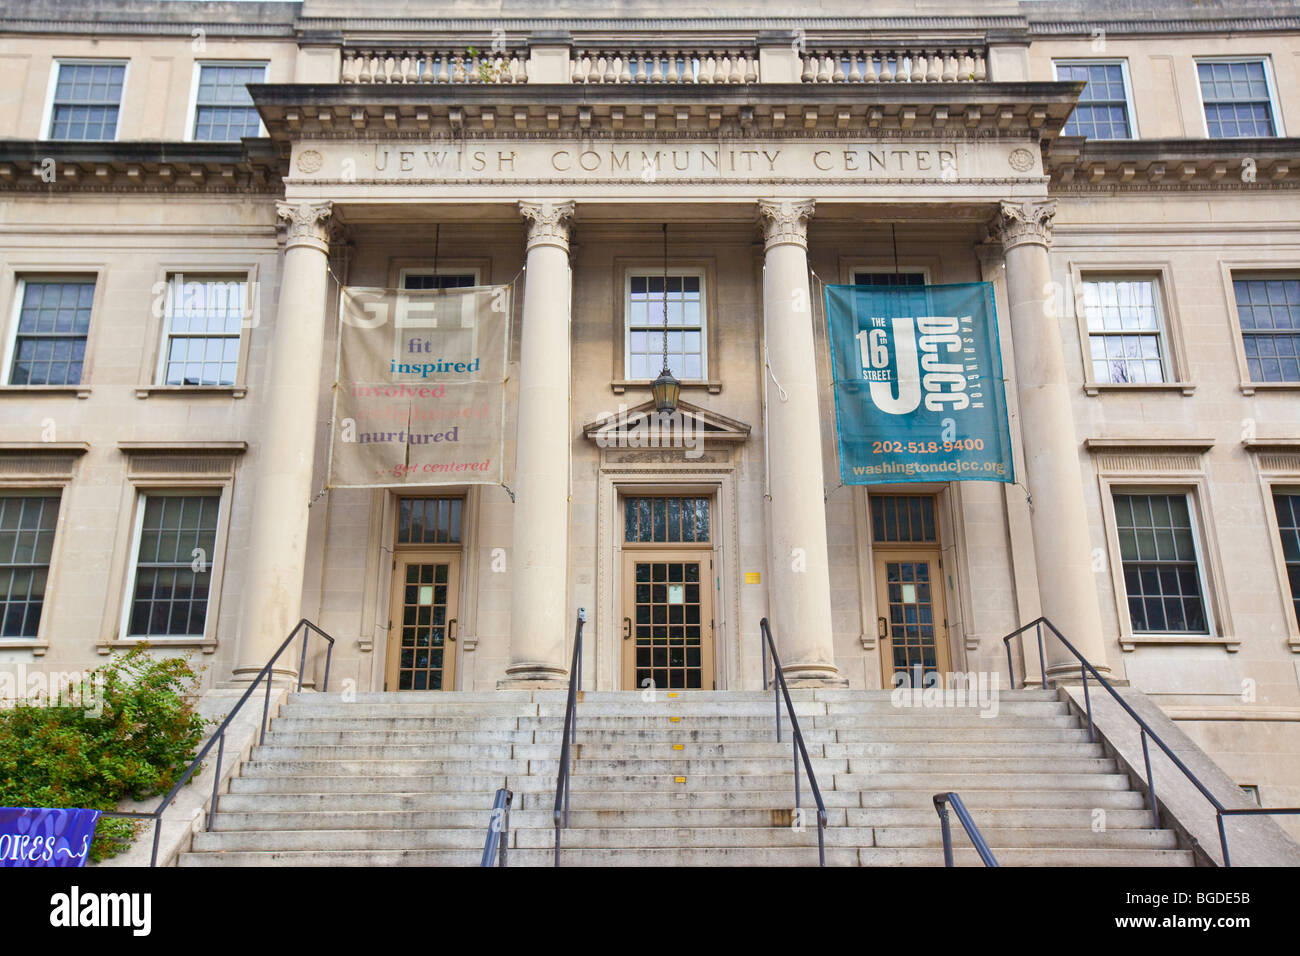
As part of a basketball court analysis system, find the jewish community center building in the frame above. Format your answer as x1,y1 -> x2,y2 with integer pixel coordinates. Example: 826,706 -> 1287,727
2,0 -> 1300,867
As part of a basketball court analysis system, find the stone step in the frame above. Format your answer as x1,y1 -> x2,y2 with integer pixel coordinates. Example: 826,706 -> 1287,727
253,738 -> 1106,759
286,689 -> 1062,705
267,713 -> 1082,732
178,846 -> 1194,867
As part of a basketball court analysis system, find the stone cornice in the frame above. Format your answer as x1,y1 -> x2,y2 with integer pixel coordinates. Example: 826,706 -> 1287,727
1045,137 -> 1300,190
0,139 -> 287,194
251,80 -> 1082,141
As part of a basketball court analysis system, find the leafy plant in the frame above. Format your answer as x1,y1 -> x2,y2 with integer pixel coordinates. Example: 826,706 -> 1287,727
0,646 -> 209,861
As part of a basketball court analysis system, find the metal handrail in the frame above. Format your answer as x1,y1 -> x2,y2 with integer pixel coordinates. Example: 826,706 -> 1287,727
480,787 -> 513,867
552,607 -> 586,866
99,618 -> 336,866
933,792 -> 999,867
759,617 -> 828,866
1003,616 -> 1300,867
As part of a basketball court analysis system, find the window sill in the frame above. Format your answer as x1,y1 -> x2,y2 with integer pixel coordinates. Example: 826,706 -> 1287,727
0,385 -> 91,399
1239,381 -> 1300,396
1119,633 -> 1240,653
612,379 -> 721,395
97,636 -> 218,654
136,385 -> 246,399
1083,382 -> 1195,397
0,639 -> 49,656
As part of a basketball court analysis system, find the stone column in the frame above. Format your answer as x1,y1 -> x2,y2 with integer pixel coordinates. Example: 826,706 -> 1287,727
232,202 -> 334,680
758,199 -> 841,684
502,200 -> 576,687
990,199 -> 1108,676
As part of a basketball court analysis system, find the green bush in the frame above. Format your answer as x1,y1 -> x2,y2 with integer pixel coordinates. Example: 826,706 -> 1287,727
0,646 -> 209,861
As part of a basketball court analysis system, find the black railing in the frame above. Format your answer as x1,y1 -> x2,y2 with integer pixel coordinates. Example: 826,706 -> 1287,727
480,788 -> 513,867
1003,616 -> 1300,867
552,607 -> 586,866
933,792 -> 999,867
99,618 -> 336,866
759,617 -> 828,866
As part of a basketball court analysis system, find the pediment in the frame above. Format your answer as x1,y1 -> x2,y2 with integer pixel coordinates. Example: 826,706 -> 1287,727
582,398 -> 751,447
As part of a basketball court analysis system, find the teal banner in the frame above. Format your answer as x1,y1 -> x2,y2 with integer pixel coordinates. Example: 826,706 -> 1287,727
824,281 -> 1014,485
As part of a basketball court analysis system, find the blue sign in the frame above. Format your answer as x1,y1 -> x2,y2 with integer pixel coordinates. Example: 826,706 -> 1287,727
825,281 -> 1014,485
0,807 -> 101,867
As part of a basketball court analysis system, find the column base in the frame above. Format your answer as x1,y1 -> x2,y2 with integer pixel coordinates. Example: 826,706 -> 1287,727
496,678 -> 569,690
779,662 -> 847,688
499,661 -> 569,689
224,664 -> 301,688
785,676 -> 851,689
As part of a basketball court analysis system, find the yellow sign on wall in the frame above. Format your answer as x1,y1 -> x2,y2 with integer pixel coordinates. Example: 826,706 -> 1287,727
745,571 -> 761,584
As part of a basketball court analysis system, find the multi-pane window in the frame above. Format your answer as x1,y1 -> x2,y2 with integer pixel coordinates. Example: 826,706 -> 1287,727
853,271 -> 925,288
627,274 -> 705,380
48,61 -> 125,140
192,63 -> 265,141
1057,62 -> 1133,139
1232,276 -> 1300,383
402,274 -> 476,290
126,494 -> 220,638
159,276 -> 246,386
1081,278 -> 1169,384
398,497 -> 463,545
0,495 -> 59,639
1275,493 -> 1300,628
624,496 -> 711,544
1114,493 -> 1209,634
1197,60 -> 1277,138
871,495 -> 937,544
8,278 -> 94,386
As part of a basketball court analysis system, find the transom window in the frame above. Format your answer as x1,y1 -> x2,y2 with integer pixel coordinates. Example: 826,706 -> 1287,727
1114,492 -> 1209,635
48,61 -> 125,140
626,273 -> 705,381
1232,275 -> 1300,383
403,273 -> 477,290
624,496 -> 711,545
1197,60 -> 1277,138
398,496 -> 463,545
1055,62 -> 1133,140
159,275 -> 247,386
853,271 -> 925,288
1274,493 -> 1300,628
126,493 -> 220,638
192,62 -> 266,141
0,494 -> 59,639
1081,277 -> 1169,384
8,277 -> 95,386
871,495 -> 937,544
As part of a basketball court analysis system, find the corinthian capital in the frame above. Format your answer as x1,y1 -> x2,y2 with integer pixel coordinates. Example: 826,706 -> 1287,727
989,199 -> 1057,252
276,201 -> 333,253
757,199 -> 815,251
519,200 -> 576,251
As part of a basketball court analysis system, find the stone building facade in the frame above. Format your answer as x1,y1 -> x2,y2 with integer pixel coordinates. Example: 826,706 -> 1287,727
1,0 -> 1299,827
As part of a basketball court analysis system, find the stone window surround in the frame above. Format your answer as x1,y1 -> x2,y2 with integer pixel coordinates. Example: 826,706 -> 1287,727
1089,442 -> 1236,652
98,443 -> 244,654
184,59 -> 268,143
1245,442 -> 1300,651
610,256 -> 720,395
1051,58 -> 1139,140
0,264 -> 106,400
1218,261 -> 1300,395
1192,55 -> 1286,140
0,443 -> 88,656
40,58 -> 130,143
136,263 -> 261,399
1066,261 -> 1196,396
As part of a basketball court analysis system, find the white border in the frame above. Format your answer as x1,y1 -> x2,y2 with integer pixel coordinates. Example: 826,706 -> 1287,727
1051,58 -> 1139,140
41,58 -> 129,141
1192,55 -> 1285,138
184,60 -> 269,142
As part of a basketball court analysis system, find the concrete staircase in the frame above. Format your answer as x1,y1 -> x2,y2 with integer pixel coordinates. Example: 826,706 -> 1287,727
178,688 -> 1195,866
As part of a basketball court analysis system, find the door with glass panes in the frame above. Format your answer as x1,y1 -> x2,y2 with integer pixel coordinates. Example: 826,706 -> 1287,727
620,495 -> 715,690
385,496 -> 463,691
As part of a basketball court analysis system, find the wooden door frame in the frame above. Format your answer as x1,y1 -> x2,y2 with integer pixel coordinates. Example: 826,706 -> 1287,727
620,548 -> 715,691
385,549 -> 463,692
873,546 -> 951,685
